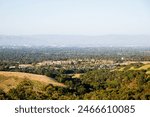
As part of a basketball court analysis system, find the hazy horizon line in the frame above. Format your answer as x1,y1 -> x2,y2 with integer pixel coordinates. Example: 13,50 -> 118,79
0,34 -> 150,37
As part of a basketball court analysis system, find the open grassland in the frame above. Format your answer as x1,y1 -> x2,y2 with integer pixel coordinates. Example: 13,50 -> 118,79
138,64 -> 150,70
146,71 -> 150,74
117,63 -> 150,74
0,71 -> 65,92
72,73 -> 82,78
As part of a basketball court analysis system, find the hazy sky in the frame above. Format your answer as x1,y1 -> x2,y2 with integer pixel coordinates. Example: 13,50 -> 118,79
0,0 -> 150,35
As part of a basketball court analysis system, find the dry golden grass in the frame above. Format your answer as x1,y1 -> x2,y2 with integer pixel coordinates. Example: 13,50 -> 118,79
129,67 -> 137,70
146,71 -> 150,74
72,73 -> 82,78
118,67 -> 125,71
116,63 -> 150,76
138,64 -> 150,70
0,71 -> 65,92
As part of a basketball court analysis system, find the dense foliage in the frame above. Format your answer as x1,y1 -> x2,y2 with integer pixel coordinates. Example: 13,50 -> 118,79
0,69 -> 149,100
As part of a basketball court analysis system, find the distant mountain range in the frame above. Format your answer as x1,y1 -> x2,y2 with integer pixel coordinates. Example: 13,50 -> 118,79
0,35 -> 150,47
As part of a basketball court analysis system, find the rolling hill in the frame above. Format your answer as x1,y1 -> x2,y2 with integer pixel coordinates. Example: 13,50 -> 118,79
0,71 -> 65,92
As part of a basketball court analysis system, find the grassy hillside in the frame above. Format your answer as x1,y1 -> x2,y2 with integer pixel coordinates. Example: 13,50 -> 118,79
0,63 -> 150,100
117,63 -> 150,73
0,71 -> 65,92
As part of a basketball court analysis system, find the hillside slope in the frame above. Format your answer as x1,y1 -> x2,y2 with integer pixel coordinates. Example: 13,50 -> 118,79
0,71 -> 65,92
